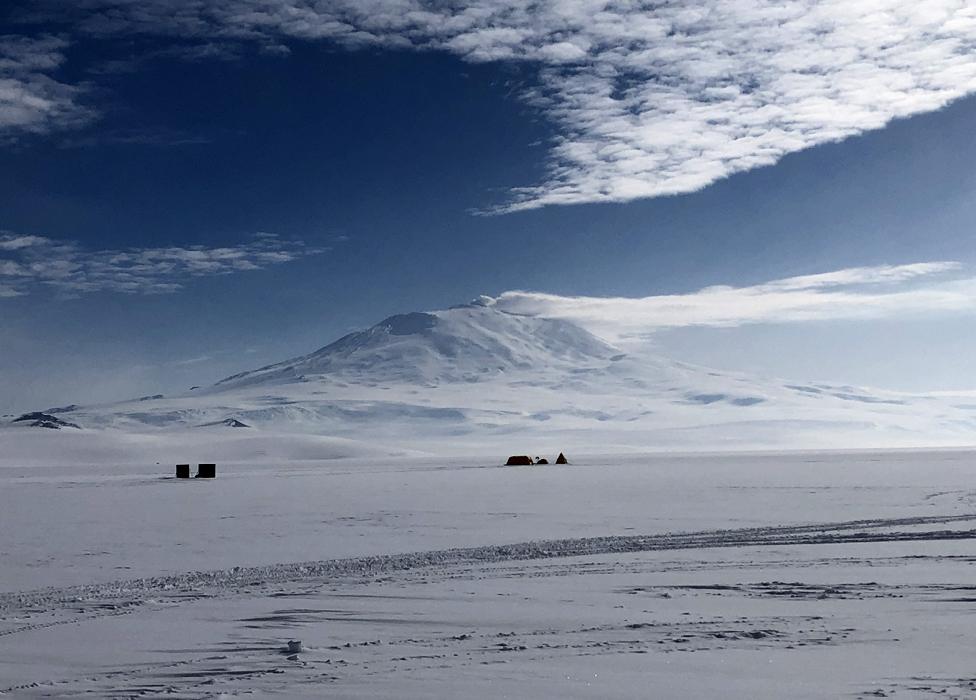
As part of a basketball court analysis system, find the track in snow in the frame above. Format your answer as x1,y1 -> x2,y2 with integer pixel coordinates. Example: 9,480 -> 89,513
3,512 -> 975,636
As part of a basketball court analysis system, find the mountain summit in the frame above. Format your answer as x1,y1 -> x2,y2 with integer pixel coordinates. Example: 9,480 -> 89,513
212,300 -> 620,390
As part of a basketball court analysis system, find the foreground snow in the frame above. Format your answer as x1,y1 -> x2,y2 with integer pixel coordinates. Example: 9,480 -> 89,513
2,450 -> 976,697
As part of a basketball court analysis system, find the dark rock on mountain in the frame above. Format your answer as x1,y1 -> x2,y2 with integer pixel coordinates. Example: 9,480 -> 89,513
12,412 -> 81,429
198,418 -> 251,428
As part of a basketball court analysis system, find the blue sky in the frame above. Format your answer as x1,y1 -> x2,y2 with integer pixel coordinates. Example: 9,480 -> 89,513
2,1 -> 976,411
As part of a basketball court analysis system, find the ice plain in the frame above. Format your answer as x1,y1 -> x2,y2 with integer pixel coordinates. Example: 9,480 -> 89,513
3,449 -> 976,698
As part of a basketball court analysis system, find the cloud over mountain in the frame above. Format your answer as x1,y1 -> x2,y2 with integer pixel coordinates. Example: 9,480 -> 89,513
494,261 -> 976,339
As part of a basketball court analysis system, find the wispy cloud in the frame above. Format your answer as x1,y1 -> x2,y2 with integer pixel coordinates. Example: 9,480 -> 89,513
0,231 -> 323,297
172,354 -> 214,366
57,126 -> 212,148
492,262 -> 976,340
24,0 -> 976,211
0,34 -> 93,138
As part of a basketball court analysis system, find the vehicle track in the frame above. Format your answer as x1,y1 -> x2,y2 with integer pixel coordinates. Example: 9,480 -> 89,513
2,512 -> 974,638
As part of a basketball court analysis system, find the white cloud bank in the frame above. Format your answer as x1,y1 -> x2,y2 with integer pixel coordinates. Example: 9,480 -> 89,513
492,261 -> 976,340
0,232 -> 322,297
24,0 -> 976,210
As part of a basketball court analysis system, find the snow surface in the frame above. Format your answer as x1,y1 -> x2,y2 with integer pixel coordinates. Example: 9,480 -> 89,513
3,300 -> 976,459
2,450 -> 976,697
4,301 -> 976,695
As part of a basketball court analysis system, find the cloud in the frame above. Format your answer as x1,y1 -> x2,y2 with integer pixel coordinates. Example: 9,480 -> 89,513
172,354 -> 214,366
0,234 -> 49,250
0,35 -> 93,138
24,0 -> 976,211
8,2 -> 976,209
57,126 -> 212,148
0,231 -> 323,297
492,262 -> 976,340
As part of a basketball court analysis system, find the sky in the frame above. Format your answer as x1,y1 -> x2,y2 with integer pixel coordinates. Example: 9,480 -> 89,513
2,0 -> 976,412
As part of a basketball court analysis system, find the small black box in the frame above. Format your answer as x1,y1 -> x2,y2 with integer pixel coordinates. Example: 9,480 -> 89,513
175,464 -> 190,479
195,463 -> 216,478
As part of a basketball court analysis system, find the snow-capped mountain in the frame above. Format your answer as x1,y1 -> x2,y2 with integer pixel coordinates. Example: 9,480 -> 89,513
212,297 -> 619,390
5,297 -> 976,458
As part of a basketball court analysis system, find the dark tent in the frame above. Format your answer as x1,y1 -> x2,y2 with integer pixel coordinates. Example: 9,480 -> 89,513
505,455 -> 534,466
555,452 -> 569,465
